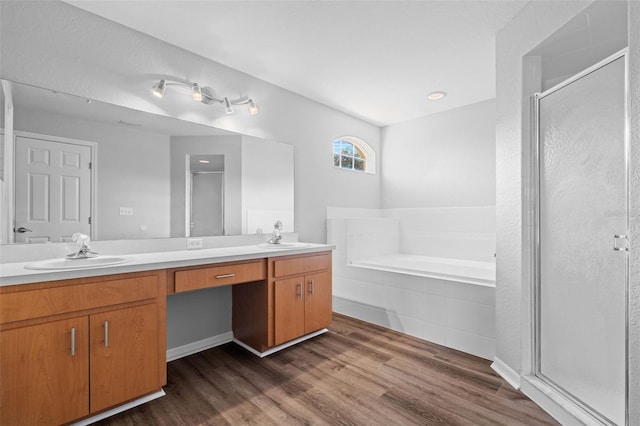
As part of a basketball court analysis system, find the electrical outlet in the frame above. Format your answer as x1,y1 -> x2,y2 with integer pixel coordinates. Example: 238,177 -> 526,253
187,238 -> 203,249
119,207 -> 133,216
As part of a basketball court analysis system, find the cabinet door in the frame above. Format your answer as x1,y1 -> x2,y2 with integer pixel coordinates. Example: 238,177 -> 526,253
90,303 -> 159,413
0,317 -> 89,426
274,276 -> 306,346
304,271 -> 332,334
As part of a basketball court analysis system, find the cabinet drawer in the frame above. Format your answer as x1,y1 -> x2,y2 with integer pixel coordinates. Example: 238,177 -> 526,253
273,252 -> 331,278
0,275 -> 159,324
174,260 -> 266,293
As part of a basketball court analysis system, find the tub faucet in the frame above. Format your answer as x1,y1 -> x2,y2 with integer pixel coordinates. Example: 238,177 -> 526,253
267,220 -> 283,244
67,233 -> 98,259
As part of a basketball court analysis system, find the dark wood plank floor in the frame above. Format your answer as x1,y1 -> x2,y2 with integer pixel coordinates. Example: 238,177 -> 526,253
97,314 -> 558,425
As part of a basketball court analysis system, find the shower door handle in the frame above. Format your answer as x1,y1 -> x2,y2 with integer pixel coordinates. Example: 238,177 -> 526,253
613,234 -> 629,252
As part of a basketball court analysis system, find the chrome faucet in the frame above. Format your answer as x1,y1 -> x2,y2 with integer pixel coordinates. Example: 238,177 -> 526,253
67,233 -> 98,259
267,220 -> 283,244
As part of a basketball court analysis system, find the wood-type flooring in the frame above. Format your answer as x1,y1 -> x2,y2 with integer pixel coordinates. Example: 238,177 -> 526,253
97,313 -> 559,425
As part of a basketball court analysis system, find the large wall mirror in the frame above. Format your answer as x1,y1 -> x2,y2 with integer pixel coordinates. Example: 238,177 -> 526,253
0,81 -> 294,244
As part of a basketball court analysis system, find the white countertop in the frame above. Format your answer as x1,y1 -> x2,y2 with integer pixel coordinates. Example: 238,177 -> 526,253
0,243 -> 335,286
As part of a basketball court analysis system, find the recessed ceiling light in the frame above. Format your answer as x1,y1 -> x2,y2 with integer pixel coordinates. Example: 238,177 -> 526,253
427,91 -> 447,101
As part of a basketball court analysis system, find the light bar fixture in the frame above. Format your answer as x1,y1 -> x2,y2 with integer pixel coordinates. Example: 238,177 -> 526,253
151,79 -> 258,116
248,99 -> 259,116
223,97 -> 234,115
191,83 -> 203,102
152,79 -> 167,98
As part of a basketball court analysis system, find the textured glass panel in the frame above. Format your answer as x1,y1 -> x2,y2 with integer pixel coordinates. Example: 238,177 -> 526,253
538,57 -> 626,425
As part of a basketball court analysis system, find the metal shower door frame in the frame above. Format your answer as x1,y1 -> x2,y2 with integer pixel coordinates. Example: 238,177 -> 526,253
532,48 -> 629,426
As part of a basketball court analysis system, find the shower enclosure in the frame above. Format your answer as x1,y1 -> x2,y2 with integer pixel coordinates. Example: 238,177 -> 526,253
534,50 -> 628,425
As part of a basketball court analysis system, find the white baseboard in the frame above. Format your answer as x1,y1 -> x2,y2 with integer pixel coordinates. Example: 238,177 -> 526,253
166,331 -> 234,362
72,390 -> 165,426
491,357 -> 521,390
233,328 -> 328,358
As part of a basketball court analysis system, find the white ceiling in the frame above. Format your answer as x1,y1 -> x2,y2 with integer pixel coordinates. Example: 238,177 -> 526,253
65,1 -> 528,127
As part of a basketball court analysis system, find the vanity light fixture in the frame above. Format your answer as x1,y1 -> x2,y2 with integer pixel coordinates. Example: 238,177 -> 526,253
248,99 -> 259,116
427,91 -> 447,101
223,97 -> 234,115
152,79 -> 167,98
191,83 -> 203,102
151,79 -> 258,115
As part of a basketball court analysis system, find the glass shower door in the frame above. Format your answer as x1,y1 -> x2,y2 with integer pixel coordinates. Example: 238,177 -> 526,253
536,53 -> 627,425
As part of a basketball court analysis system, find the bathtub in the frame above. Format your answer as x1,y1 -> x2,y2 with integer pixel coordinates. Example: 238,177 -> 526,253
328,211 -> 497,359
350,254 -> 495,287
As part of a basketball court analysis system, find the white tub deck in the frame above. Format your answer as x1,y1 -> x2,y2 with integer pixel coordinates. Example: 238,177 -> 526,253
350,254 -> 496,287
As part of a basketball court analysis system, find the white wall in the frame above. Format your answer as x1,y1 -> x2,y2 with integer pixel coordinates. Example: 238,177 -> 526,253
13,107 -> 171,240
496,0 -> 639,423
381,99 -> 495,208
0,0 -> 381,244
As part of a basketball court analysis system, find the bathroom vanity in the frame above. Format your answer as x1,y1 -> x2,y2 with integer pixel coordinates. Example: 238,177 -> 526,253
0,244 -> 333,426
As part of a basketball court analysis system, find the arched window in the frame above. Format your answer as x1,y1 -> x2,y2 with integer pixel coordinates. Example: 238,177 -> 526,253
333,136 -> 376,174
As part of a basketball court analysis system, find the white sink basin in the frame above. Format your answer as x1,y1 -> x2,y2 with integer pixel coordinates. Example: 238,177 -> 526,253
257,243 -> 311,249
25,256 -> 132,270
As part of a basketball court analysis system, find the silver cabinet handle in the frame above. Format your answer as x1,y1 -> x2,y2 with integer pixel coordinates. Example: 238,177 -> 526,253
613,234 -> 629,252
70,327 -> 76,356
309,279 -> 315,295
104,320 -> 109,348
297,282 -> 302,298
216,273 -> 236,279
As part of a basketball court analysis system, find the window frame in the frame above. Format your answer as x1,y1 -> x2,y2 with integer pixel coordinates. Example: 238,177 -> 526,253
332,136 -> 376,174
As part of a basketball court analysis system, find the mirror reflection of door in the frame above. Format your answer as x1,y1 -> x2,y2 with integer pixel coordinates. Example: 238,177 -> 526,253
14,135 -> 92,243
189,154 -> 224,237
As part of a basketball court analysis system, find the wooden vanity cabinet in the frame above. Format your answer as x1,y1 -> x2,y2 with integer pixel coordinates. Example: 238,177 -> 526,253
273,262 -> 332,345
232,251 -> 332,352
0,316 -> 90,425
0,271 -> 166,426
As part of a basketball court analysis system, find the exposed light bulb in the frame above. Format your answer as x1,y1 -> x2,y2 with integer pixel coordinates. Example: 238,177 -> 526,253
152,79 -> 166,98
248,99 -> 259,115
224,97 -> 234,115
192,84 -> 203,102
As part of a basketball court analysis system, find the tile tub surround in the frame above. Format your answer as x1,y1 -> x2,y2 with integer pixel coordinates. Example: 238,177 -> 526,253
327,206 -> 496,360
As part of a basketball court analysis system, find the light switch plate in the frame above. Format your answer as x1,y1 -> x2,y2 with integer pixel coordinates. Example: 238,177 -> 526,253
187,238 -> 203,249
